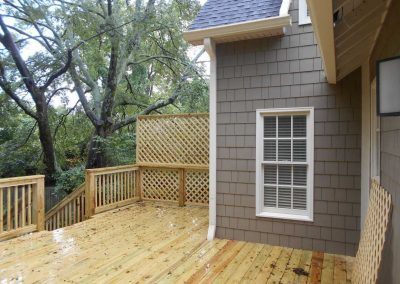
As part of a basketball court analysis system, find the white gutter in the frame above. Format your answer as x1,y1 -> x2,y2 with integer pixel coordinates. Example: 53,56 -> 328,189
204,37 -> 217,241
184,15 -> 291,45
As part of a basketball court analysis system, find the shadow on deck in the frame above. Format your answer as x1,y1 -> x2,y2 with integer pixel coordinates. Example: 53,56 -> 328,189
0,202 -> 353,283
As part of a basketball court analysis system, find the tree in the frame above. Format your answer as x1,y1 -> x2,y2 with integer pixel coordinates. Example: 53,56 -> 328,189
60,0 -> 206,168
0,2 -> 74,182
1,0 -> 207,171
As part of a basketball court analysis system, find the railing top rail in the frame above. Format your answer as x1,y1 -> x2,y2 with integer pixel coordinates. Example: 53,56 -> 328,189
137,163 -> 208,170
86,164 -> 138,174
45,183 -> 85,220
137,112 -> 208,120
0,175 -> 45,187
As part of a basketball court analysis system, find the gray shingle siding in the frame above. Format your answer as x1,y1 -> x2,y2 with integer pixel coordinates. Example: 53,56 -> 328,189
379,117 -> 400,284
215,0 -> 361,256
189,0 -> 282,30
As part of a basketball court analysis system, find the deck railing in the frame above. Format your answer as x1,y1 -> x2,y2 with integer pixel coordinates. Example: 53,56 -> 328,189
43,163 -> 208,232
84,163 -> 209,219
0,175 -> 45,241
86,165 -> 139,216
44,183 -> 85,231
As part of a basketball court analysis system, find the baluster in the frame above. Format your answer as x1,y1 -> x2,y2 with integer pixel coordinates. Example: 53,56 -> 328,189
69,202 -> 72,226
21,185 -> 25,227
64,206 -> 67,227
98,176 -> 101,207
7,187 -> 11,231
127,171 -> 130,199
95,176 -> 98,208
73,199 -> 76,224
14,186 -> 18,229
125,172 -> 128,200
113,173 -> 116,204
101,175 -> 107,206
77,195 -> 81,222
119,173 -> 122,201
28,185 -> 32,225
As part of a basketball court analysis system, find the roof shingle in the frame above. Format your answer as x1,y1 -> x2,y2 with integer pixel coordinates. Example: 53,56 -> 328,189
189,0 -> 283,31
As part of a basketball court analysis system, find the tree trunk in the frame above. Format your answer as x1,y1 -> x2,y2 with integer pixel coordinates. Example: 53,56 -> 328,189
86,127 -> 110,169
35,95 -> 58,184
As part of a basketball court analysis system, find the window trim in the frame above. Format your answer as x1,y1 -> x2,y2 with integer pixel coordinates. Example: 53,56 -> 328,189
255,107 -> 314,222
298,0 -> 311,25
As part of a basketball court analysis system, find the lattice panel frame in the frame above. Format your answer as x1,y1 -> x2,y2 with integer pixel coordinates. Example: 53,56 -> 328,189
185,170 -> 209,205
141,168 -> 179,202
136,114 -> 209,166
352,179 -> 392,284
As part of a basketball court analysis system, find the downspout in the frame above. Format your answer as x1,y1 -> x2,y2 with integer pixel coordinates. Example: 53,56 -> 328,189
204,38 -> 217,240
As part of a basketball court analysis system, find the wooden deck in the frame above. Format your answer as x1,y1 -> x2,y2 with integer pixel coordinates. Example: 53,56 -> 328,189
0,203 -> 353,283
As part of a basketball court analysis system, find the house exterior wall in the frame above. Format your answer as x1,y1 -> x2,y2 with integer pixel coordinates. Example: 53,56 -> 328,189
215,0 -> 361,256
379,117 -> 400,284
370,1 -> 400,282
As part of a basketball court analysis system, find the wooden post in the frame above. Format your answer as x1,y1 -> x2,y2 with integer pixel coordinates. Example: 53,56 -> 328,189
85,170 -> 95,219
135,168 -> 142,201
178,168 -> 186,207
35,176 -> 45,231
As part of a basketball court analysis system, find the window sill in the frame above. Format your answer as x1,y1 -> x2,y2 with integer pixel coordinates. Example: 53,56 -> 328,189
298,21 -> 311,26
256,212 -> 313,222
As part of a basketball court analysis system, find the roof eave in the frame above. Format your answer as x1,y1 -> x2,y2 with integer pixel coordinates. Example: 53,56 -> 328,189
183,15 -> 292,46
307,0 -> 336,84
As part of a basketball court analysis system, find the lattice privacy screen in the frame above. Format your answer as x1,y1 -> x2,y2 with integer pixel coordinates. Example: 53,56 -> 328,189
141,169 -> 209,205
136,114 -> 209,166
142,168 -> 179,202
352,180 -> 392,284
186,170 -> 209,205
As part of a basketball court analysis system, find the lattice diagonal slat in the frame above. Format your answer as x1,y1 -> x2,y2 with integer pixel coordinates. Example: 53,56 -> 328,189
185,170 -> 209,205
352,179 -> 392,284
136,114 -> 209,166
141,168 -> 179,202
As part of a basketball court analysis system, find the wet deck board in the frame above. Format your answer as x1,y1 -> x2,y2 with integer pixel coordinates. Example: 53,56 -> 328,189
0,202 -> 354,283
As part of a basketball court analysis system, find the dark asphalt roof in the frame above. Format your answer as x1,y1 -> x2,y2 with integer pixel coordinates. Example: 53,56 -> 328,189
189,0 -> 283,30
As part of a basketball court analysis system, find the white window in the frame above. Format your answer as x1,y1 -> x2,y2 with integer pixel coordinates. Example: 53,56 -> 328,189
256,108 -> 314,221
298,0 -> 311,25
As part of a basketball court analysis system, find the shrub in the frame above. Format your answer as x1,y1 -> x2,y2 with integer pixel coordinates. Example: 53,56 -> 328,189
55,165 -> 85,194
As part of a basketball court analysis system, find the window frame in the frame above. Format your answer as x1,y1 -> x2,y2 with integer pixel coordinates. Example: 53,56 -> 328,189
298,0 -> 311,25
255,107 -> 314,222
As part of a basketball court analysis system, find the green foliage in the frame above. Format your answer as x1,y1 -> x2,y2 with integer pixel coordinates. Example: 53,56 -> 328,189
103,131 -> 137,166
0,95 -> 43,177
55,165 -> 85,194
0,0 -> 209,184
53,107 -> 93,169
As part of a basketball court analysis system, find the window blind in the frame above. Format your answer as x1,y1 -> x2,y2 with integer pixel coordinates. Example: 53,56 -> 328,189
263,115 -> 308,211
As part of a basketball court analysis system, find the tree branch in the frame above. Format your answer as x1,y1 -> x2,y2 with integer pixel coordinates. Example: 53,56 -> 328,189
0,15 -> 37,97
112,48 -> 205,131
40,49 -> 73,90
69,67 -> 100,126
0,62 -> 37,118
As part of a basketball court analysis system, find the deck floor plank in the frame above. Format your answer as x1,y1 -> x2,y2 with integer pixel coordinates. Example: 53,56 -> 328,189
0,202 -> 354,283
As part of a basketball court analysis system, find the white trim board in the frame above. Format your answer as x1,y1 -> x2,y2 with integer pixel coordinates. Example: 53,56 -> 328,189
204,38 -> 217,241
306,0 -> 336,84
360,62 -> 371,228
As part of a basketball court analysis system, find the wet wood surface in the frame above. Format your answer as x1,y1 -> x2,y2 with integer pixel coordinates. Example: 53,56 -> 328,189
0,202 -> 353,283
